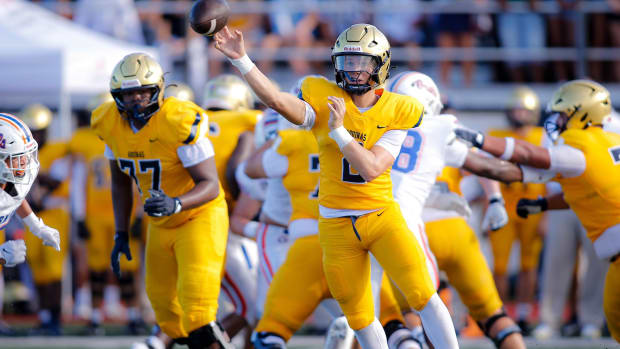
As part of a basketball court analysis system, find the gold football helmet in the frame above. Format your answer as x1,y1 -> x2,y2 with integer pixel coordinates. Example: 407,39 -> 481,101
164,83 -> 195,102
506,86 -> 540,127
545,80 -> 611,139
19,104 -> 53,131
202,74 -> 254,111
331,24 -> 391,95
109,53 -> 164,121
87,92 -> 114,113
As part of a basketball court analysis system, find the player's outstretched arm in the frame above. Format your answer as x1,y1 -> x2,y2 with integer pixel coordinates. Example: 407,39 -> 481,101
455,125 -> 552,168
214,27 -> 307,125
17,200 -> 61,251
462,150 -> 524,184
516,192 -> 569,218
110,160 -> 134,232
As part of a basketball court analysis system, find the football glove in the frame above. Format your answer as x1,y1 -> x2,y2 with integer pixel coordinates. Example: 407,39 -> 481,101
110,231 -> 132,279
425,191 -> 472,219
77,220 -> 90,240
516,197 -> 548,218
454,125 -> 485,149
0,240 -> 26,267
482,196 -> 509,231
23,213 -> 61,251
144,190 -> 182,217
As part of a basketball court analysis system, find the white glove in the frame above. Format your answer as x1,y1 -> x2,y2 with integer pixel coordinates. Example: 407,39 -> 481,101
425,191 -> 472,219
0,240 -> 26,267
23,213 -> 61,251
482,197 -> 509,231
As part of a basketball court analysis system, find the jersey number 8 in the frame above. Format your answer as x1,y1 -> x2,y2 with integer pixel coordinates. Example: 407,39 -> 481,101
392,130 -> 423,174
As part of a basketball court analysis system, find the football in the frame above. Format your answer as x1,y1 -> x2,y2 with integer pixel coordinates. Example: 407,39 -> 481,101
189,0 -> 231,36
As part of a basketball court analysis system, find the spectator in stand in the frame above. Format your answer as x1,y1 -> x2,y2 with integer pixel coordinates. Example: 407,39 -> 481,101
259,0 -> 321,75
74,0 -> 145,45
547,0 -> 581,81
434,2 -> 477,86
373,0 -> 424,69
497,0 -> 546,82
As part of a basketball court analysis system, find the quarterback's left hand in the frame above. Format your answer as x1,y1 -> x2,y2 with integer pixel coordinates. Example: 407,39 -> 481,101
24,214 -> 60,251
144,190 -> 182,217
327,96 -> 346,130
482,197 -> 509,231
454,124 -> 485,149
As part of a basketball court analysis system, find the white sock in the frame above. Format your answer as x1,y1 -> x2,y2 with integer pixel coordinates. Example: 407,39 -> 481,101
516,303 -> 532,321
418,293 -> 459,349
354,318 -> 388,349
325,316 -> 355,349
410,326 -> 426,348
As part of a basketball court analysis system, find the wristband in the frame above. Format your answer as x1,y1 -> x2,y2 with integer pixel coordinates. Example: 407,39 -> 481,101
229,54 -> 255,75
500,137 -> 515,160
174,198 -> 183,214
328,126 -> 354,149
22,212 -> 41,230
243,221 -> 260,238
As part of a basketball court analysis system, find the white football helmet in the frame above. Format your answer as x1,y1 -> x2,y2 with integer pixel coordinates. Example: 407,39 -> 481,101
387,71 -> 443,117
0,113 -> 39,185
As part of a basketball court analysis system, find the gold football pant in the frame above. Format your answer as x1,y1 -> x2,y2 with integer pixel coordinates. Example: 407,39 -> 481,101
604,259 -> 620,342
379,273 -> 406,326
425,217 -> 503,321
145,200 -> 228,339
86,216 -> 140,272
24,208 -> 70,284
319,202 -> 435,330
489,214 -> 543,275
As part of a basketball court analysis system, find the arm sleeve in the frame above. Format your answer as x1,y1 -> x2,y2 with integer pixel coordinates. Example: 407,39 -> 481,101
70,160 -> 87,221
520,165 -> 557,183
176,138 -> 215,168
262,138 -> 289,178
548,144 -> 586,178
104,145 -> 115,160
374,129 -> 408,159
300,101 -> 316,129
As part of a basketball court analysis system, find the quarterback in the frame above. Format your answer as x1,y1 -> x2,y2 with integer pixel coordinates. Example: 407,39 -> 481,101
215,24 -> 458,349
91,53 -> 231,348
0,112 -> 60,268
455,79 -> 620,343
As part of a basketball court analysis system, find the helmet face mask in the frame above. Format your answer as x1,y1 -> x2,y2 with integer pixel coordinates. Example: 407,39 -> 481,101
333,54 -> 381,94
543,111 -> 568,142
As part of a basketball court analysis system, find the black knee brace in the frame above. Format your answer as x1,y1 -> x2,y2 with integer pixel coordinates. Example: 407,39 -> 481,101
118,273 -> 136,301
187,322 -> 233,349
478,312 -> 522,348
89,271 -> 107,300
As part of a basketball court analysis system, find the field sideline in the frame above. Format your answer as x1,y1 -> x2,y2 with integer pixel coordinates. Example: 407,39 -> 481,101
0,336 -> 617,349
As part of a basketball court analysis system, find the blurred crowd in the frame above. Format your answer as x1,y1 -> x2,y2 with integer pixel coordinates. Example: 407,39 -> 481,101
31,0 -> 620,87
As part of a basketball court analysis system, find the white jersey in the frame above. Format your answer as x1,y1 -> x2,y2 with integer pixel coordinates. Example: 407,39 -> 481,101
391,114 -> 467,219
0,180 -> 35,229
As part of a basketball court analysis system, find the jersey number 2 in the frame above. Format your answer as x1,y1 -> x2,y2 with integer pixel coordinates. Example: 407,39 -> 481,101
118,159 -> 162,194
392,130 -> 423,173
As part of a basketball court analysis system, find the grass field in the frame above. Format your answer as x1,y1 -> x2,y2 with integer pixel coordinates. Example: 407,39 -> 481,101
0,336 -> 617,349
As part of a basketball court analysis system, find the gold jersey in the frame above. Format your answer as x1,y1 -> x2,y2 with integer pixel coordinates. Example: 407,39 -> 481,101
91,97 -> 225,228
276,129 -> 320,222
38,142 -> 70,200
555,127 -> 620,243
207,109 -> 261,209
68,127 -> 114,220
488,127 -> 546,217
300,77 -> 423,210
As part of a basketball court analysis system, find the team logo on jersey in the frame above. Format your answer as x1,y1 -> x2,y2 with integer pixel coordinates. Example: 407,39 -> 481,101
127,151 -> 145,158
347,129 -> 367,142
